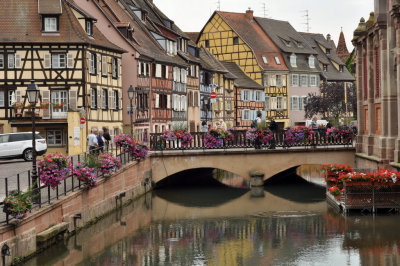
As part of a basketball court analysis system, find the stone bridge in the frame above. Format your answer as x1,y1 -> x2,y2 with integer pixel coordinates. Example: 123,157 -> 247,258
150,147 -> 356,183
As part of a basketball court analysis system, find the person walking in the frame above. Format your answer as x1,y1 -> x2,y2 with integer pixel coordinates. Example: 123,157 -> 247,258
268,117 -> 278,149
201,121 -> 209,133
254,111 -> 263,149
310,116 -> 319,146
102,127 -> 111,151
97,129 -> 105,153
88,128 -> 99,154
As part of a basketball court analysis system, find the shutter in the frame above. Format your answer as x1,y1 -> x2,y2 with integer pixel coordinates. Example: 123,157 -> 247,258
271,97 -> 277,110
155,94 -> 159,108
42,90 -> 51,119
283,96 -> 287,110
89,53 -> 93,73
264,74 -> 269,87
96,54 -> 100,74
249,90 -> 253,101
265,96 -> 270,110
176,68 -> 181,82
167,94 -> 171,109
290,97 -> 293,110
172,67 -> 176,81
102,56 -> 107,76
119,91 -> 122,110
165,65 -> 169,79
241,90 -> 245,101
15,53 -> 21,69
15,90 -> 21,103
98,90 -> 102,109
180,69 -> 184,83
253,91 -> 257,102
155,64 -> 161,78
69,90 -> 77,111
241,110 -> 245,120
44,53 -> 51,69
67,53 -> 74,68
282,75 -> 287,86
118,58 -> 121,77
107,90 -> 111,109
261,92 -> 266,102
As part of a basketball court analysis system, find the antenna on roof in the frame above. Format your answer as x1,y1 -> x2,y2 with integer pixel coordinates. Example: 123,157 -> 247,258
262,2 -> 269,18
216,0 -> 221,11
302,10 -> 311,32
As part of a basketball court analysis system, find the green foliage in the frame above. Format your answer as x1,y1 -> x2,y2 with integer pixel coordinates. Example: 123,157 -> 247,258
172,122 -> 187,131
345,49 -> 355,75
256,120 -> 269,131
84,153 -> 100,168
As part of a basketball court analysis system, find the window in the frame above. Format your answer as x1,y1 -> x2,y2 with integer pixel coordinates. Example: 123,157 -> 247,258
112,57 -> 118,78
0,91 -> 4,107
51,90 -> 68,118
323,64 -> 328,72
51,54 -> 66,69
340,65 -> 344,73
326,48 -> 331,55
310,75 -> 317,86
114,90 -> 118,109
91,88 -> 97,108
162,65 -> 167,79
102,56 -> 108,76
276,75 -> 282,87
291,74 -> 299,86
300,75 -> 308,87
8,54 -> 14,69
291,96 -> 299,110
296,42 -> 303,48
89,53 -> 96,74
233,37 -> 239,45
43,17 -> 58,32
47,130 -> 63,146
262,55 -> 268,64
309,56 -> 315,68
0,54 -> 3,69
277,96 -> 283,110
102,89 -> 108,109
242,90 -> 250,101
274,56 -> 281,65
290,54 -> 297,67
8,90 -> 15,107
85,20 -> 92,36
205,40 -> 210,48
254,91 -> 263,101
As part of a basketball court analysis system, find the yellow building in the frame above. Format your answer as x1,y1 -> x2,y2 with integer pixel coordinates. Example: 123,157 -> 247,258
198,10 -> 290,127
0,0 -> 125,155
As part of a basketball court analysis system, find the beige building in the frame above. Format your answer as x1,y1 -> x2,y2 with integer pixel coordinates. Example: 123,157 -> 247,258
352,1 -> 400,169
0,0 -> 124,155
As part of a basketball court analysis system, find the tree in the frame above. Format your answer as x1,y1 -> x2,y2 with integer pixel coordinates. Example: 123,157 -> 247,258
304,82 -> 357,122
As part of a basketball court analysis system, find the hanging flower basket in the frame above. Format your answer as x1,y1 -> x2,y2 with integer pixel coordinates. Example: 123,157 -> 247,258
2,190 -> 33,219
97,153 -> 121,175
73,163 -> 98,189
38,152 -> 71,189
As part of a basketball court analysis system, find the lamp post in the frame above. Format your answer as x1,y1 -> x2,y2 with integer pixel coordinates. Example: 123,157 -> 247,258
26,80 -> 40,202
203,97 -> 209,123
128,85 -> 135,137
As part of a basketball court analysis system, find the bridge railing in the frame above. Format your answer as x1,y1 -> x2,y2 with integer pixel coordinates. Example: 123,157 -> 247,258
150,129 -> 354,151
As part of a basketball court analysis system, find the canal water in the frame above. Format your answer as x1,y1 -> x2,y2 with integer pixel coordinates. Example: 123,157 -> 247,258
24,169 -> 400,266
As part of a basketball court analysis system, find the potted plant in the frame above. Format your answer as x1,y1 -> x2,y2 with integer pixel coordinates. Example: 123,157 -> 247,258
2,189 -> 33,219
328,185 -> 342,201
37,152 -> 71,189
40,101 -> 50,109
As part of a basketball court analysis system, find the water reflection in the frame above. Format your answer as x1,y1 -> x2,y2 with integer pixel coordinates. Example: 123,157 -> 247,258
25,184 -> 400,266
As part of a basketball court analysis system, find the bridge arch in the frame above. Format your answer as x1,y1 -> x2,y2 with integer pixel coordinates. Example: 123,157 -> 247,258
150,148 -> 355,184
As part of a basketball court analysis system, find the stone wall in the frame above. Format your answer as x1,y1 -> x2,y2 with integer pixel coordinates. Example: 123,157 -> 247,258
0,159 -> 152,265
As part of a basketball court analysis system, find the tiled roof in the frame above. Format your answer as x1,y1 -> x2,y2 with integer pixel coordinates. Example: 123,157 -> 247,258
0,0 -> 124,53
255,16 -> 316,55
336,31 -> 350,62
281,52 -> 322,73
221,61 -> 264,89
301,33 -> 355,81
38,0 -> 62,14
216,11 -> 288,72
199,46 -> 228,73
185,32 -> 200,42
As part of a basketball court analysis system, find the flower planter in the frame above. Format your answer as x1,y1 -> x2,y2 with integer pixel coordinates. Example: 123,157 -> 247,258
344,181 -> 373,187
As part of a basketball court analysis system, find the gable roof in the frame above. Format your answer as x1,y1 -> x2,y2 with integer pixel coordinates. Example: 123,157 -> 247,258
199,46 -> 229,73
300,32 -> 355,81
220,61 -> 264,89
255,17 -> 316,55
0,0 -> 124,53
215,11 -> 288,72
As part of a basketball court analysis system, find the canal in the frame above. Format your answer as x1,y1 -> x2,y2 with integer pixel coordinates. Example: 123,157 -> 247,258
24,168 -> 400,265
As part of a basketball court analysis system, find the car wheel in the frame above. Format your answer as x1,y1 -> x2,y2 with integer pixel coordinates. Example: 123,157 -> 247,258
23,149 -> 33,161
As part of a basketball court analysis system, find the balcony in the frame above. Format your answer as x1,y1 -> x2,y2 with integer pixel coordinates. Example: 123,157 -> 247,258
173,82 -> 187,93
200,84 -> 212,93
172,111 -> 187,121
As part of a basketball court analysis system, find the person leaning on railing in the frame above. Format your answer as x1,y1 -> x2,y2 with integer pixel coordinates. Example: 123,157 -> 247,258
88,128 -> 99,154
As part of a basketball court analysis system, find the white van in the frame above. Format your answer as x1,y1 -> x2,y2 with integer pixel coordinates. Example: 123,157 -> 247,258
0,132 -> 47,161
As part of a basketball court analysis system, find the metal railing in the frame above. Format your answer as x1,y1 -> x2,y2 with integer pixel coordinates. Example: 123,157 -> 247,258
150,129 -> 355,151
0,144 -> 137,225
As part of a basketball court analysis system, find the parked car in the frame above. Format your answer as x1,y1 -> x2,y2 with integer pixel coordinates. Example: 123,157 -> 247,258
0,132 -> 47,161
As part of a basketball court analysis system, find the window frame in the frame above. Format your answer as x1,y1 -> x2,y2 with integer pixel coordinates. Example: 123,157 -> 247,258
290,54 -> 297,67
114,90 -> 118,110
46,129 -> 63,147
91,88 -> 97,109
0,91 -> 4,107
0,54 -> 4,69
102,89 -> 108,109
85,20 -> 93,36
291,74 -> 299,86
309,75 -> 317,87
243,109 -> 250,121
308,56 -> 315,68
42,16 -> 59,32
233,37 -> 239,45
52,53 -> 67,69
112,57 -> 118,78
7,54 -> 15,69
300,74 -> 308,87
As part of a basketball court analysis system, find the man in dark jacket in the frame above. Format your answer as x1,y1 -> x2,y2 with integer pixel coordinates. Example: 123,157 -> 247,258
102,127 -> 111,151
269,117 -> 278,149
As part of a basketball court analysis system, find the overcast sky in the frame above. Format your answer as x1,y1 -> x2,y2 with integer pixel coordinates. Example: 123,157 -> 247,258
154,0 -> 374,51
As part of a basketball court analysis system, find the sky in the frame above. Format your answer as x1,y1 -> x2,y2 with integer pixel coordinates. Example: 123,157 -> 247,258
154,0 -> 374,51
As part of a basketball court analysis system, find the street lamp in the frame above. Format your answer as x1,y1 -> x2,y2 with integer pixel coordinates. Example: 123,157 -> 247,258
128,85 -> 135,137
26,80 -> 39,202
203,97 -> 209,123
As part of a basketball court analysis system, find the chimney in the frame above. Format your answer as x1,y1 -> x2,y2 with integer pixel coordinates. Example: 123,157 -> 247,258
326,34 -> 331,41
246,8 -> 254,20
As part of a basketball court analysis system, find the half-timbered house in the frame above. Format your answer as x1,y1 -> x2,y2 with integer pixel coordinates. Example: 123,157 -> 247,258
197,9 -> 290,127
0,0 -> 124,155
221,62 -> 265,129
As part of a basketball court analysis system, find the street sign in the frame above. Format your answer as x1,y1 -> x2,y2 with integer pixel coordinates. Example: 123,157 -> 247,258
210,92 -> 217,99
80,117 -> 86,124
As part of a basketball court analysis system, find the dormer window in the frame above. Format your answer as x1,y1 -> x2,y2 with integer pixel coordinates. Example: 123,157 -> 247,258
85,20 -> 93,36
308,56 -> 315,68
296,42 -> 303,48
326,48 -> 331,55
339,65 -> 344,72
43,17 -> 58,32
290,54 -> 297,67
262,56 -> 268,64
323,64 -> 328,72
283,39 -> 291,47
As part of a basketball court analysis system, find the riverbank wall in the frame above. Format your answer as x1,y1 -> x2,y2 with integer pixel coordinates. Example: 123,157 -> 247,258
0,159 -> 152,265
